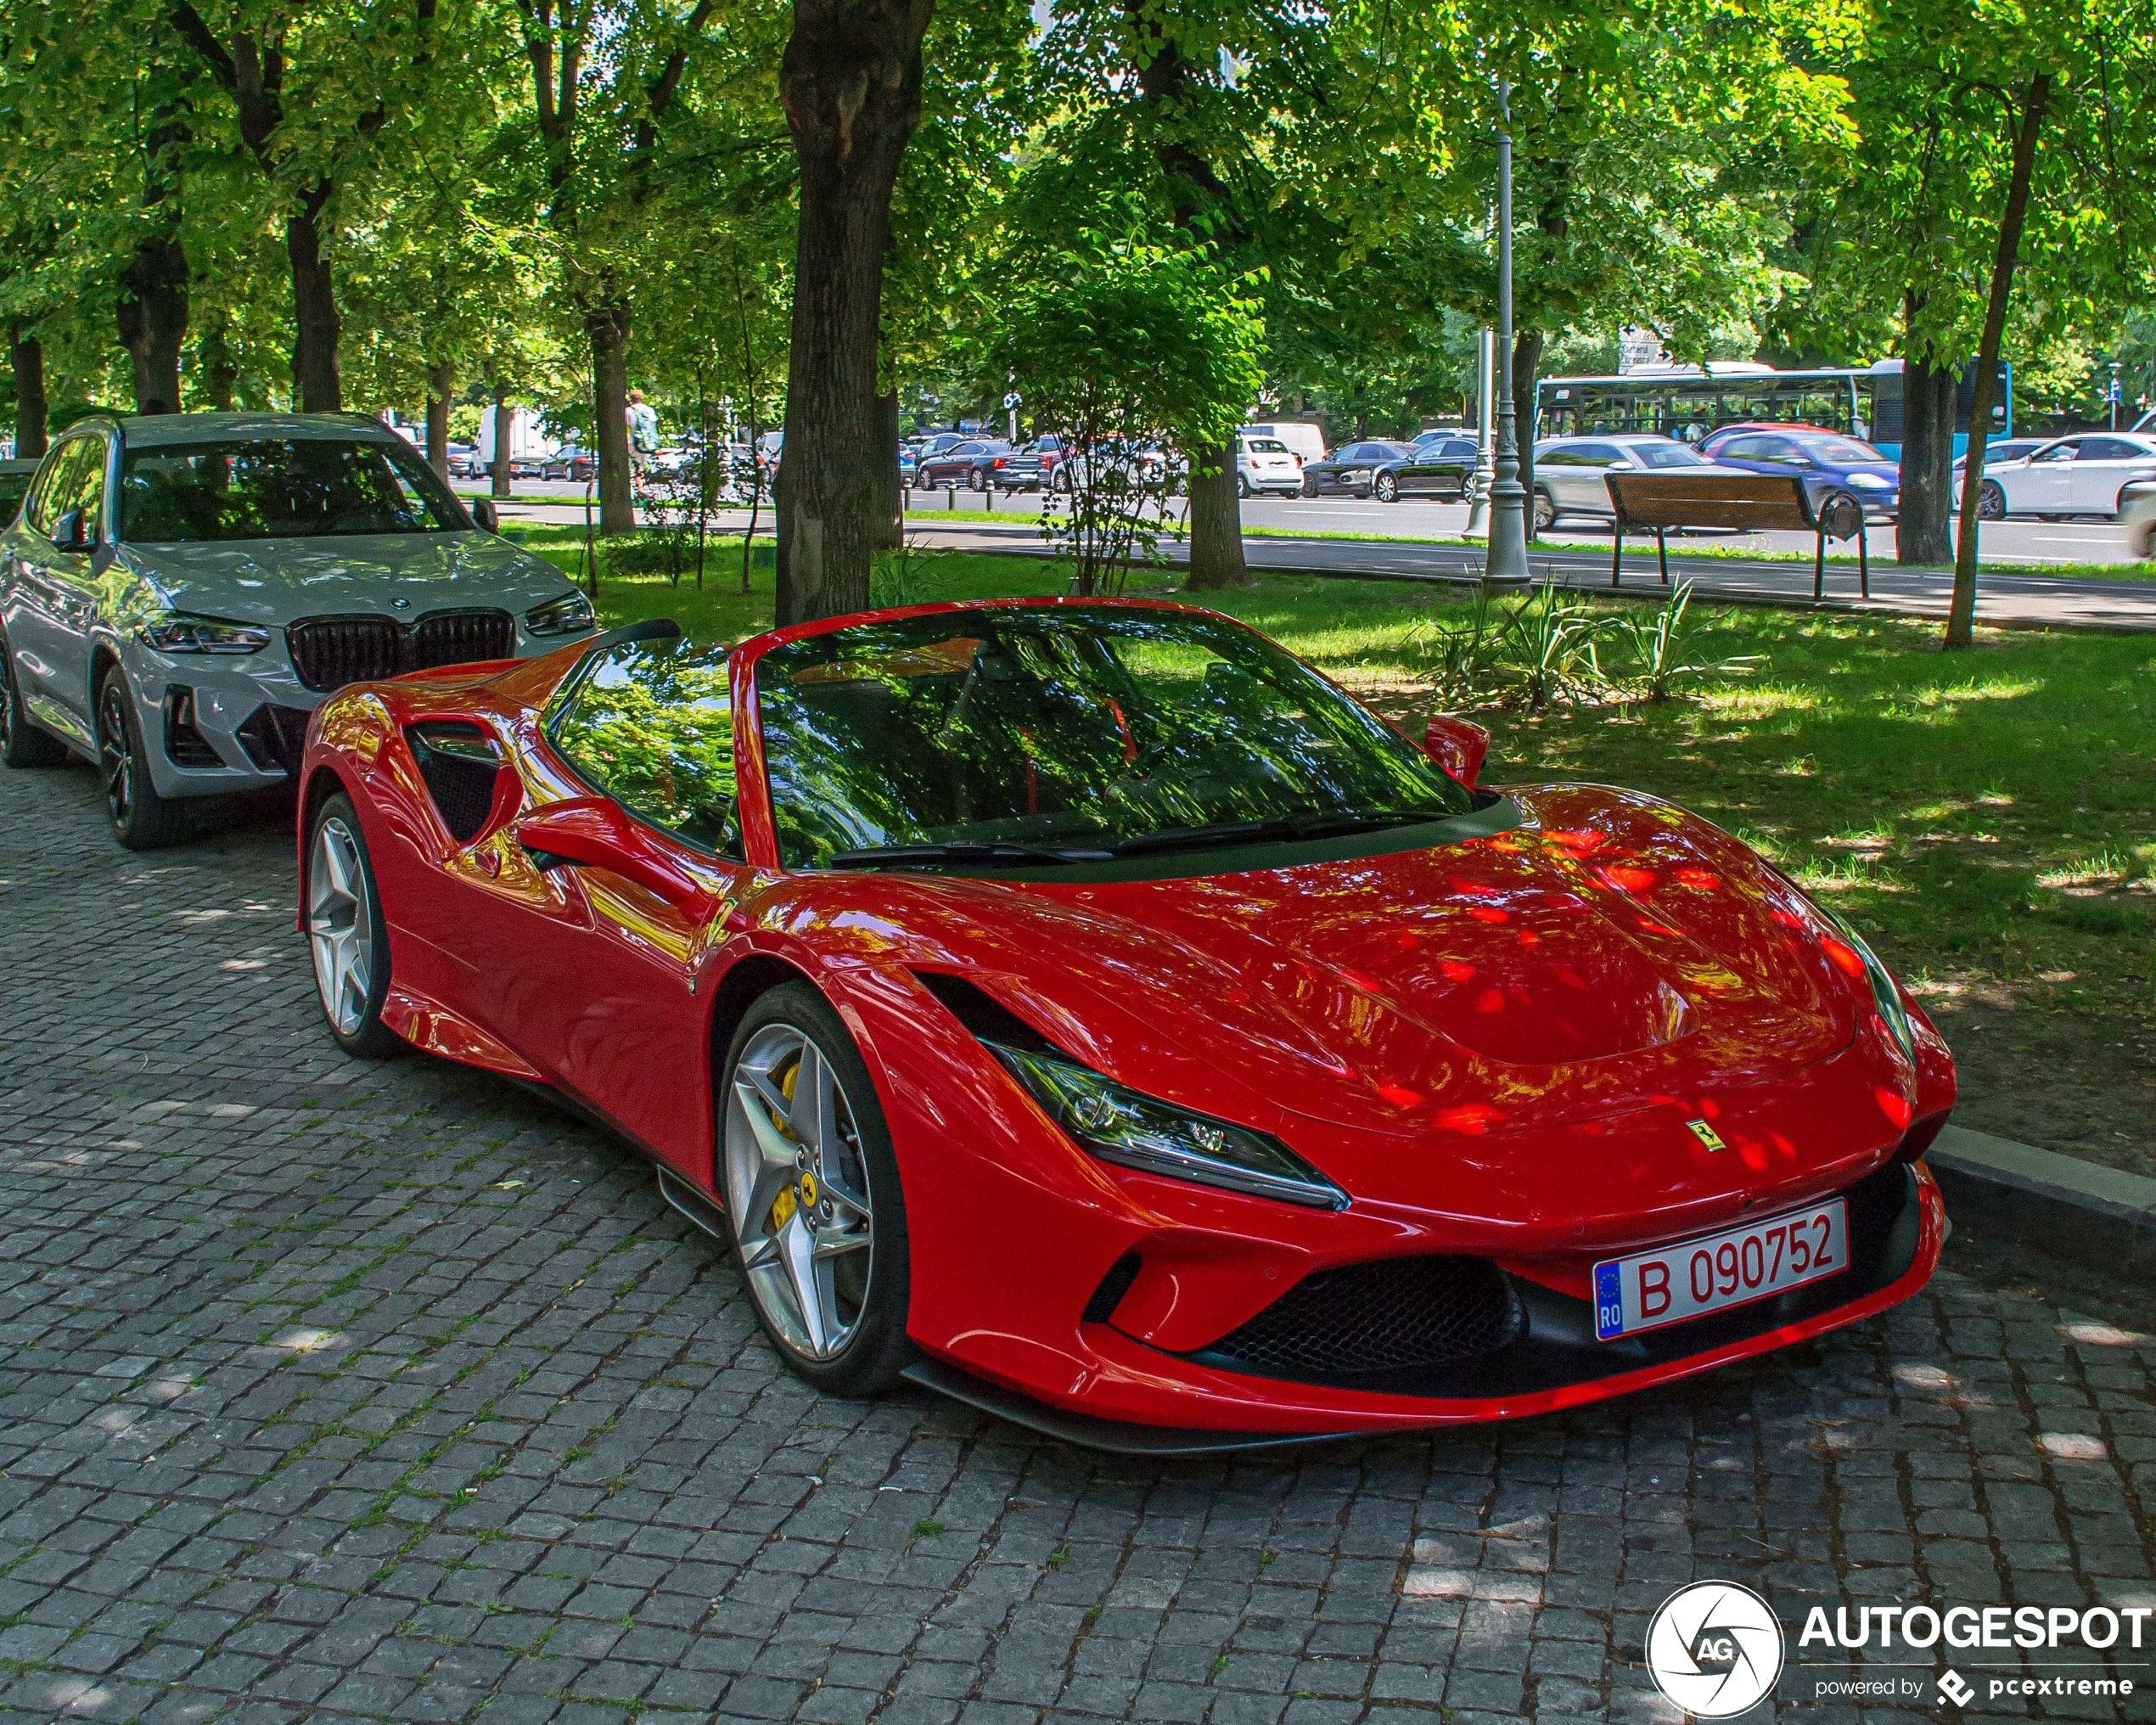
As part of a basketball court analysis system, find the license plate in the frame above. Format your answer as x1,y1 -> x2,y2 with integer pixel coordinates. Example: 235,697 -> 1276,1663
1593,1199 -> 1847,1340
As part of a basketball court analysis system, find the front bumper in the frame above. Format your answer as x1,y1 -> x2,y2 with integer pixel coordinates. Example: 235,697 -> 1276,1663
907,1160 -> 1943,1442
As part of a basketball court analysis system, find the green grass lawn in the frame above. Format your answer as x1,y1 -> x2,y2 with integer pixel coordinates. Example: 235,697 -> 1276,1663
510,525 -> 2156,1171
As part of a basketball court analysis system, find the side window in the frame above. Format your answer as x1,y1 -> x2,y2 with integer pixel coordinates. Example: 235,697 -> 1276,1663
69,439 -> 110,539
1717,436 -> 1766,461
2077,437 -> 2136,461
2035,441 -> 2078,464
24,440 -> 88,535
1577,443 -> 1623,465
549,639 -> 742,859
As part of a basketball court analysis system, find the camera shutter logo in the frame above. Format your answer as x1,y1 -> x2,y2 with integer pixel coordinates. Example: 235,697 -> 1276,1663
1645,1581 -> 1784,1717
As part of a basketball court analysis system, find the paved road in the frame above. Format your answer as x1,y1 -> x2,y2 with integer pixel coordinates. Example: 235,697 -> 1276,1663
884,492 -> 2147,573
3,761 -> 2152,1724
491,501 -> 2156,631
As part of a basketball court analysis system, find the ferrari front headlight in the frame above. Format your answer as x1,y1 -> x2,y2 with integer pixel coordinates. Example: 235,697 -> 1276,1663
991,1043 -> 1349,1210
1812,901 -> 1915,1059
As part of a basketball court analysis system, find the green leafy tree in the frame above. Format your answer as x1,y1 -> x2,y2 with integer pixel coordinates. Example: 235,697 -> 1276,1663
998,242 -> 1264,593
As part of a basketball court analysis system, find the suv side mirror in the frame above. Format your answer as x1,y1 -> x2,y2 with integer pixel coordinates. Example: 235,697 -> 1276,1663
472,497 -> 500,534
1423,716 -> 1490,789
50,509 -> 94,553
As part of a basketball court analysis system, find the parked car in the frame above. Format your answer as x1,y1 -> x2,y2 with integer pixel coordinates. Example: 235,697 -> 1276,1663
1531,435 -> 1743,530
0,458 -> 39,521
1000,435 -> 1067,490
1697,427 -> 1901,520
1238,420 -> 1328,468
1969,432 -> 2156,521
910,432 -> 970,464
295,598 -> 1953,1440
0,412 -> 597,848
1300,440 -> 1474,502
916,440 -> 1017,492
1052,440 -> 1167,495
542,445 -> 598,482
1166,435 -> 1306,498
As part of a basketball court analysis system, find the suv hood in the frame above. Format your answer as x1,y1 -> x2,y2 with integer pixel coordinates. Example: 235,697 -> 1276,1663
120,532 -> 574,627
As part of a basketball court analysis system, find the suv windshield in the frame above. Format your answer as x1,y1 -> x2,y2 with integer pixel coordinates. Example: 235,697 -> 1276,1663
756,607 -> 1476,869
119,438 -> 468,542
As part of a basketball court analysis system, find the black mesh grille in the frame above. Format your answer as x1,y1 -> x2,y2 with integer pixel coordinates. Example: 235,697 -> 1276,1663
285,610 -> 515,693
235,705 -> 312,775
1202,1256 -> 1524,1378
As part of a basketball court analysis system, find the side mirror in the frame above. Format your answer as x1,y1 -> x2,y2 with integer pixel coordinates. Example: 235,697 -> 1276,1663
1423,716 -> 1490,789
515,796 -> 713,914
471,497 -> 500,534
51,509 -> 92,553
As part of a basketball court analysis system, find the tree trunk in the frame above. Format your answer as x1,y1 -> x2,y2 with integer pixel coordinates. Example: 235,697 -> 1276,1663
774,0 -> 935,626
426,358 -> 454,480
1897,341 -> 1957,566
116,234 -> 190,413
1947,73 -> 2051,649
491,389 -> 514,499
9,329 -> 47,458
288,193 -> 341,412
872,389 -> 901,551
587,304 -> 635,534
197,317 -> 237,409
1513,326 -> 1546,540
1184,441 -> 1249,587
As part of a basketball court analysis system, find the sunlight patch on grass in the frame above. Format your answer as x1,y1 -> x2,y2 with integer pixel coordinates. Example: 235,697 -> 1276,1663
1699,684 -> 1822,721
2037,852 -> 2133,889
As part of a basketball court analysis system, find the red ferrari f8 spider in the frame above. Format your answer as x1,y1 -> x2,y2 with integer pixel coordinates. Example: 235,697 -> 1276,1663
295,598 -> 1953,1450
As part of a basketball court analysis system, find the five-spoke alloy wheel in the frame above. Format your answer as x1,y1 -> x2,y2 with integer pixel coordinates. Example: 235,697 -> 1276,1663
721,982 -> 912,1395
98,666 -> 185,849
306,793 -> 402,1057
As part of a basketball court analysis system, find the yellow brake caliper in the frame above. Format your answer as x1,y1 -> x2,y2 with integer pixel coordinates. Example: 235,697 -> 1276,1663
769,1061 -> 800,1230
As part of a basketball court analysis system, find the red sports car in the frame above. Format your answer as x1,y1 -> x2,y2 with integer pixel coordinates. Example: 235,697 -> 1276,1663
295,598 -> 1953,1451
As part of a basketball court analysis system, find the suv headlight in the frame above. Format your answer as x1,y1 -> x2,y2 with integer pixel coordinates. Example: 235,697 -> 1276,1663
1811,901 -> 1915,1059
139,614 -> 271,655
991,1043 -> 1349,1210
525,592 -> 596,636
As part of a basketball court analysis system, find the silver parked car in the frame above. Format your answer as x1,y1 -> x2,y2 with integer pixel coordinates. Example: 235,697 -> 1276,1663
0,411 -> 596,848
1531,434 -> 1746,530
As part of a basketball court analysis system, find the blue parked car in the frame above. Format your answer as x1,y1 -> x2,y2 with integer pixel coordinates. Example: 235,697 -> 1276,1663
1699,424 -> 1901,520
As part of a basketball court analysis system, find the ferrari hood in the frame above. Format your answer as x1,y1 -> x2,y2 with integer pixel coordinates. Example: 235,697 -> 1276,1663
121,532 -> 576,627
915,787 -> 1856,1138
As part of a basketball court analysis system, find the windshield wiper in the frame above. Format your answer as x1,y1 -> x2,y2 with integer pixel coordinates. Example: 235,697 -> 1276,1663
1111,808 -> 1454,857
828,840 -> 1115,870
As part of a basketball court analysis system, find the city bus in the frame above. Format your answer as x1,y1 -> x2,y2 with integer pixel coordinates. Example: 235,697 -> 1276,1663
1534,360 -> 2012,460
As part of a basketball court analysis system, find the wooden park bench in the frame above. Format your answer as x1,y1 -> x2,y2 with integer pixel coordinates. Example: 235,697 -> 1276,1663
1604,470 -> 1871,599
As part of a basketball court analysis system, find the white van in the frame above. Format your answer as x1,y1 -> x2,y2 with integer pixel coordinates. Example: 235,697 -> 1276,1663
1240,421 -> 1328,468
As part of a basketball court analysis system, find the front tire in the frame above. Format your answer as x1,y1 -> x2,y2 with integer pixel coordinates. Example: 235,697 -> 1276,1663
306,793 -> 404,1058
0,631 -> 65,768
1978,480 -> 2007,520
1374,471 -> 1399,503
1533,487 -> 1557,533
97,666 -> 188,850
721,981 -> 912,1396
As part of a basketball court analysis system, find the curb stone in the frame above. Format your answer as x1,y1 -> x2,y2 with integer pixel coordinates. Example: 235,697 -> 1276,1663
1927,1122 -> 2156,1276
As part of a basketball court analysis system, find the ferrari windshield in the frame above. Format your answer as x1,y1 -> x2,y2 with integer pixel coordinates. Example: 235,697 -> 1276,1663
756,606 -> 1476,868
119,438 -> 466,542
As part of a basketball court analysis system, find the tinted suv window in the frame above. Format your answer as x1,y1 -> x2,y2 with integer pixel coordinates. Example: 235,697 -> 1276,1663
550,638 -> 742,858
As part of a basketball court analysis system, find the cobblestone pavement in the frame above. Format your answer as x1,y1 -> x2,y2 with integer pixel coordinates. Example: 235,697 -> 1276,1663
1,761 -> 2151,1725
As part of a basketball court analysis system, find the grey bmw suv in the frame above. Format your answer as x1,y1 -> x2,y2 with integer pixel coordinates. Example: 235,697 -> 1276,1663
0,411 -> 595,847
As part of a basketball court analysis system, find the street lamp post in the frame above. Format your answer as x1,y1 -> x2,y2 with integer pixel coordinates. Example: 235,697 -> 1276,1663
1484,80 -> 1530,586
1467,327 -> 1495,533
